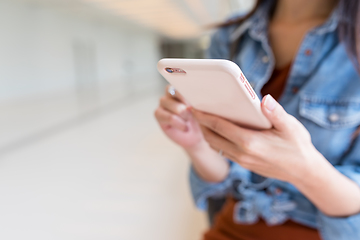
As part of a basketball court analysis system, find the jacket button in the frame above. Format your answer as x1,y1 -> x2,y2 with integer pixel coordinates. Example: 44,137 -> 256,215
262,56 -> 269,63
292,87 -> 299,94
275,188 -> 282,195
329,113 -> 340,122
305,49 -> 312,56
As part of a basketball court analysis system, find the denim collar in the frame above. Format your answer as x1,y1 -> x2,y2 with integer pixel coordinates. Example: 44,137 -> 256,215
310,5 -> 340,35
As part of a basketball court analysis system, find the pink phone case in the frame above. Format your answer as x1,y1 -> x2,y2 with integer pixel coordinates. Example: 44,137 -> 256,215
157,58 -> 272,130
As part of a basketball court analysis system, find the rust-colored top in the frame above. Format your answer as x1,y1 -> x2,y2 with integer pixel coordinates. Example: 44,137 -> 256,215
203,64 -> 322,240
261,64 -> 291,100
203,198 -> 321,240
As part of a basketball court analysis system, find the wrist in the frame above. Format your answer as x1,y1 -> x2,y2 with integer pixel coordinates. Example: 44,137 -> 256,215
291,147 -> 330,189
184,140 -> 230,183
289,148 -> 360,217
184,139 -> 210,155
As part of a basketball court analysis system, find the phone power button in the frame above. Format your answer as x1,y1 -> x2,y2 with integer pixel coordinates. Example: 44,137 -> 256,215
239,72 -> 245,83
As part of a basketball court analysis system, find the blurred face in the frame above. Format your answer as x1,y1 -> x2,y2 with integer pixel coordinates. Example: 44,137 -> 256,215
275,0 -> 339,19
278,0 -> 338,5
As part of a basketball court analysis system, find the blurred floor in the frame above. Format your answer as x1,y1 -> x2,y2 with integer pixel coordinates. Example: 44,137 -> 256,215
0,91 -> 207,240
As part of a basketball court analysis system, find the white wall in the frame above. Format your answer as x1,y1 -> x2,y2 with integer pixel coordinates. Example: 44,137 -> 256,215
0,0 -> 161,104
0,0 -> 162,149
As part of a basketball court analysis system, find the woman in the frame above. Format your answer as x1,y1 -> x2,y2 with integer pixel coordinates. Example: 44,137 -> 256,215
154,0 -> 360,239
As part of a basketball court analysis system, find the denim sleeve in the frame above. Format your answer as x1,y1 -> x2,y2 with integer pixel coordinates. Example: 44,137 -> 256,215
317,137 -> 360,240
189,161 -> 251,210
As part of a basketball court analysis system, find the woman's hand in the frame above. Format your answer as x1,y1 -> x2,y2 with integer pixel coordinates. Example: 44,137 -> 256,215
193,94 -> 360,216
154,85 -> 205,151
193,94 -> 318,183
154,86 -> 229,183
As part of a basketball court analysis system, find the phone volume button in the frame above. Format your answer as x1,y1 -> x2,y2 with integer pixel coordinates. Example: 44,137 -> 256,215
244,81 -> 256,99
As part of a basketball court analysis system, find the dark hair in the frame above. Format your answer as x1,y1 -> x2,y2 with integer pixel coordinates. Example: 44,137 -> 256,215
338,0 -> 360,72
223,0 -> 360,72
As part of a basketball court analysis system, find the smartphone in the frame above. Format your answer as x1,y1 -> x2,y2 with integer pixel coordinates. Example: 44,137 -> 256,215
157,58 -> 272,130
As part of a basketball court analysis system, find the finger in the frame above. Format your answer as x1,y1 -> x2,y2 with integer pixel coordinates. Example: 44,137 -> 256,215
165,85 -> 189,104
193,110 -> 254,145
261,94 -> 294,132
154,107 -> 188,131
159,123 -> 171,131
200,126 -> 241,161
201,126 -> 257,168
159,96 -> 191,121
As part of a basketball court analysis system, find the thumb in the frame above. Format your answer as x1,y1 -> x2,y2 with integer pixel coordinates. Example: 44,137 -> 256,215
261,94 -> 292,132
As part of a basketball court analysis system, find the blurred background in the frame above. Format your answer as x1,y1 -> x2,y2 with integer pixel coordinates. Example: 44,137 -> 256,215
0,0 -> 254,239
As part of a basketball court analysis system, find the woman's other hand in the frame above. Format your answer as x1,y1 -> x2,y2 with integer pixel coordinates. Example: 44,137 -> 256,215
154,85 -> 229,183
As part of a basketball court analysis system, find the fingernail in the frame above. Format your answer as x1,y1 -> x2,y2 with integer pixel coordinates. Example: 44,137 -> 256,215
264,94 -> 276,111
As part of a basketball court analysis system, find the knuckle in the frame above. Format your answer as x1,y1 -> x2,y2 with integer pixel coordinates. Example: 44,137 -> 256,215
159,96 -> 167,105
292,119 -> 311,139
175,104 -> 185,115
164,113 -> 173,123
154,109 -> 160,118
168,114 -> 175,123
272,111 -> 284,123
273,106 -> 289,123
287,116 -> 305,134
241,139 -> 257,155
154,108 -> 165,121
168,114 -> 181,126
282,114 -> 299,132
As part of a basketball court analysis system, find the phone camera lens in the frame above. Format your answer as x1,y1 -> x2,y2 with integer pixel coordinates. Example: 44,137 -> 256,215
165,68 -> 174,73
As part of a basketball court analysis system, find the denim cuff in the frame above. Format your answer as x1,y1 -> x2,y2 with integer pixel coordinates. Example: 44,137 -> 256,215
317,211 -> 360,240
189,161 -> 252,210
189,166 -> 232,210
316,165 -> 360,240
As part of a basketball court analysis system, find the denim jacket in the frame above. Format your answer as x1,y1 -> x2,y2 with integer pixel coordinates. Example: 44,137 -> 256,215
190,2 -> 360,240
